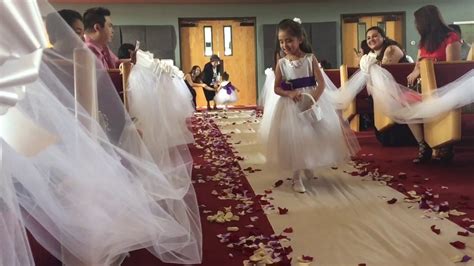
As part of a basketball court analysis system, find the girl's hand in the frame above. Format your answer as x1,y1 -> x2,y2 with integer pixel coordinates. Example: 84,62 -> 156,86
288,90 -> 301,102
407,68 -> 420,86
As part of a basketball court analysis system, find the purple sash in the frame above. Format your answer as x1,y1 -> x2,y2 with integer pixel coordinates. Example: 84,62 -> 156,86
281,76 -> 316,91
223,82 -> 235,95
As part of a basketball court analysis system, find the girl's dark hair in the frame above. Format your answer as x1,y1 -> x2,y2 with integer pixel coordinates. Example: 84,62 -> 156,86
366,26 -> 406,62
273,39 -> 283,69
414,5 -> 453,52
117,43 -> 135,59
189,65 -> 202,82
222,72 -> 230,81
277,19 -> 312,54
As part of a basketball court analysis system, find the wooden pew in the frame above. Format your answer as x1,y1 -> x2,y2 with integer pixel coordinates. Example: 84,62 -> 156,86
420,59 -> 474,148
325,65 -> 360,131
107,61 -> 132,111
467,43 -> 473,61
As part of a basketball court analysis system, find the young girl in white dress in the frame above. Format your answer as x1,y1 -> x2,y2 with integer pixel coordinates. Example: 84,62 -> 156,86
214,72 -> 239,110
265,18 -> 359,193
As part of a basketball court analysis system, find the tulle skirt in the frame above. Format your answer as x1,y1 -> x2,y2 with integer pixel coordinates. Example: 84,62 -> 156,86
258,69 -> 280,145
214,89 -> 238,105
266,87 -> 357,172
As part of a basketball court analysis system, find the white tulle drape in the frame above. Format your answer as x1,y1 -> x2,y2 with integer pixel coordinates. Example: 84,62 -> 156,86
0,1 -> 201,265
325,53 -> 474,124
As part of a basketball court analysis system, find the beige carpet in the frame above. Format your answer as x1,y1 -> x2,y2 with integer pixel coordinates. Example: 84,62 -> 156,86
211,109 -> 474,266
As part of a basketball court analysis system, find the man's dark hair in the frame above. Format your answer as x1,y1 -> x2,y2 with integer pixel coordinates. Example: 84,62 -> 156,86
45,9 -> 82,44
448,24 -> 462,36
83,7 -> 111,32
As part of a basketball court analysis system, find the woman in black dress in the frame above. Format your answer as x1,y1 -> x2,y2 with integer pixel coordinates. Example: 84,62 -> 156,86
184,65 -> 213,109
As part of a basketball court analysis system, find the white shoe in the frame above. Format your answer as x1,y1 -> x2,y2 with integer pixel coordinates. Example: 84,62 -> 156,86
292,177 -> 306,193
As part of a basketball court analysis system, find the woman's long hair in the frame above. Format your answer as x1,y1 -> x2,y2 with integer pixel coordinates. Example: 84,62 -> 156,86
189,65 -> 202,82
414,5 -> 453,52
366,26 -> 405,62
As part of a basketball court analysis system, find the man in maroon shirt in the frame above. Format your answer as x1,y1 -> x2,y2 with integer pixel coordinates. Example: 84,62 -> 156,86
83,7 -> 119,69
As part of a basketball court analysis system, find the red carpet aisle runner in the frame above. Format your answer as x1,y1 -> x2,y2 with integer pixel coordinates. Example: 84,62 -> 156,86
351,115 -> 474,261
123,112 -> 293,265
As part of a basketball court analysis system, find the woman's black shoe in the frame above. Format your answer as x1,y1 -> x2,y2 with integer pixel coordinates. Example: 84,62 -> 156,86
413,141 -> 432,164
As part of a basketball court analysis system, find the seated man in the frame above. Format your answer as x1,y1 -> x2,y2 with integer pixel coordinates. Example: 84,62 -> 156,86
83,7 -> 119,69
45,9 -> 84,58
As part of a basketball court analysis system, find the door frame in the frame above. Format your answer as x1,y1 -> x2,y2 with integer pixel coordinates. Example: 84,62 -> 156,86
340,11 -> 406,65
178,17 -> 258,104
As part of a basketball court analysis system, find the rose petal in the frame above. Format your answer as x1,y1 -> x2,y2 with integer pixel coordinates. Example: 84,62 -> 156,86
461,255 -> 472,263
278,207 -> 289,215
387,198 -> 397,204
457,231 -> 470,237
430,225 -> 441,235
450,241 -> 466,249
274,180 -> 284,188
283,227 -> 294,234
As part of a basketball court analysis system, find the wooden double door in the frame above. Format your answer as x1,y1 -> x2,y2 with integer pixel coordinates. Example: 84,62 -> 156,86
342,13 -> 405,67
180,18 -> 257,107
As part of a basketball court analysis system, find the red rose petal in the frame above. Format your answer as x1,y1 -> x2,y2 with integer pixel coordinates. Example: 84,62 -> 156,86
283,227 -> 293,234
457,231 -> 470,237
302,255 -> 314,262
430,225 -> 441,235
278,207 -> 289,215
387,198 -> 397,204
450,241 -> 466,249
264,189 -> 273,194
274,180 -> 284,188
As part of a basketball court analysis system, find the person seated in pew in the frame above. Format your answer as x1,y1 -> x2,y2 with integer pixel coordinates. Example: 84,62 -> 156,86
365,26 -> 417,146
45,9 -> 84,58
355,40 -> 370,66
407,5 -> 462,163
83,7 -> 136,69
449,24 -> 472,61
117,43 -> 135,60
366,26 -> 409,64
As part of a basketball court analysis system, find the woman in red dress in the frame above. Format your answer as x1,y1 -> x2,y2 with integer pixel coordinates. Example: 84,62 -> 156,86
406,5 -> 462,163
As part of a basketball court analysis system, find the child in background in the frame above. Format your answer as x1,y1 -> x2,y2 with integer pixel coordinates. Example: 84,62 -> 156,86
214,72 -> 239,110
